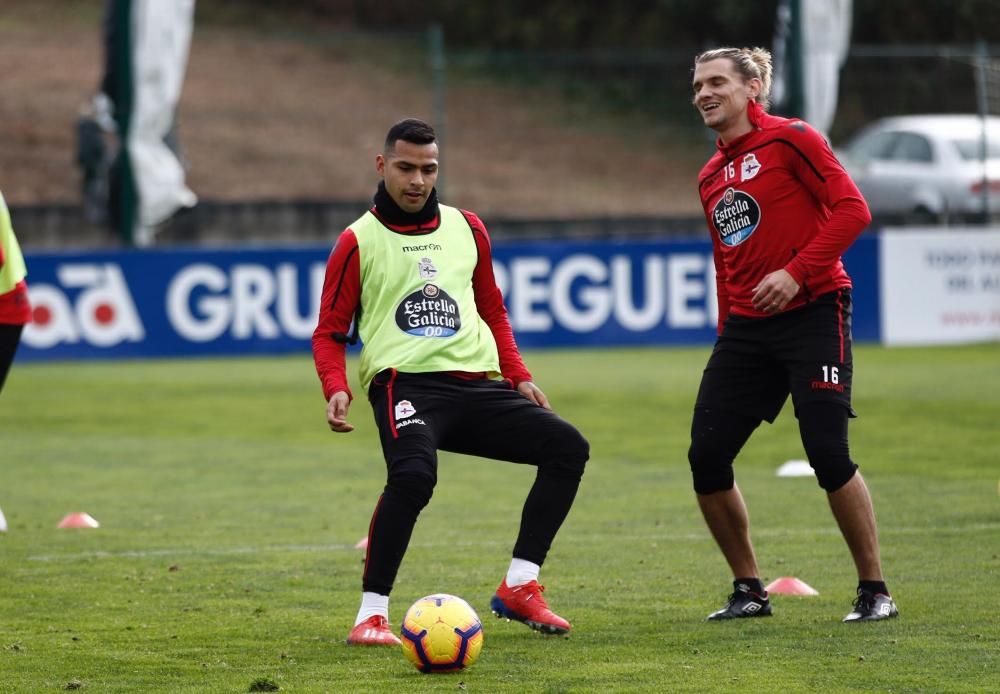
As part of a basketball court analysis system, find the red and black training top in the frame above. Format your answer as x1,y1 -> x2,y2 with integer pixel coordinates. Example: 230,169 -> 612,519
697,100 -> 871,333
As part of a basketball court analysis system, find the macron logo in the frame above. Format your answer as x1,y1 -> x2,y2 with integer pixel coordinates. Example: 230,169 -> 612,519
401,243 -> 442,253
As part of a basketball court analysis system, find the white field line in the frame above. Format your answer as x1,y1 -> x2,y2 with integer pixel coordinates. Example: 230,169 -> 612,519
25,522 -> 1000,563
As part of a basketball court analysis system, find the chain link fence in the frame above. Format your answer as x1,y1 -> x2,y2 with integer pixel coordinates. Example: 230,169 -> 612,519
832,44 -> 998,143
12,28 -> 999,247
439,40 -> 999,147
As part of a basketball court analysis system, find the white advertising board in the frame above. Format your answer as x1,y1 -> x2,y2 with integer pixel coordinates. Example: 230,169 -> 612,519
880,228 -> 1000,345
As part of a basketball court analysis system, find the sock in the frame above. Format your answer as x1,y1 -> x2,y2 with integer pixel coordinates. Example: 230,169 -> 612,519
506,558 -> 540,587
734,577 -> 765,595
859,579 -> 889,596
354,591 -> 389,626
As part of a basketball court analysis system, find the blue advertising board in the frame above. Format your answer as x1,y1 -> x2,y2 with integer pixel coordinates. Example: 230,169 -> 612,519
18,236 -> 880,361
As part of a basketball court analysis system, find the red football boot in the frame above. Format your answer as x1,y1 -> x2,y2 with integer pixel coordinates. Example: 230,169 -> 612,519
346,615 -> 402,645
490,579 -> 571,635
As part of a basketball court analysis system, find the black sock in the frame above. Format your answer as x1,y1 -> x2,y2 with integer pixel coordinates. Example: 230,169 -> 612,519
735,577 -> 765,595
859,579 -> 889,596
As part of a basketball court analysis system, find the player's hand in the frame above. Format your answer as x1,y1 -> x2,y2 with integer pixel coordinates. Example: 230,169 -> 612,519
752,269 -> 800,314
517,381 -> 551,410
326,391 -> 354,433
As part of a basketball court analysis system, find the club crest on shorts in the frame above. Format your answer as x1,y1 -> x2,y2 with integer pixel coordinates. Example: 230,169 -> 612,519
394,399 -> 416,420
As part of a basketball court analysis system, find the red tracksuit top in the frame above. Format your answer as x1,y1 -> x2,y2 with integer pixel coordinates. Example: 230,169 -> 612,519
0,280 -> 30,325
312,201 -> 531,402
698,100 -> 872,332
0,236 -> 30,325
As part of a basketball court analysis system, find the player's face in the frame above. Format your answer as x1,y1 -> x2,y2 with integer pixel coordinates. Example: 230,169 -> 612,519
377,139 -> 440,214
691,58 -> 759,138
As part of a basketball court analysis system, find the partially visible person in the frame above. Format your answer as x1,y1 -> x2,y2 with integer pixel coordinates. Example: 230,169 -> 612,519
0,191 -> 32,394
313,118 -> 589,646
687,47 -> 897,623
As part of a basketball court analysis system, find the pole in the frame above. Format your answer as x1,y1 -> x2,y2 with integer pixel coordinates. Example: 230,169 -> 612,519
973,40 -> 990,221
429,23 -> 446,200
788,0 -> 805,120
110,0 -> 137,246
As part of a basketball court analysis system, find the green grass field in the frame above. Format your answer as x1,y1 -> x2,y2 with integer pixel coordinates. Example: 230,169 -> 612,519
1,345 -> 998,693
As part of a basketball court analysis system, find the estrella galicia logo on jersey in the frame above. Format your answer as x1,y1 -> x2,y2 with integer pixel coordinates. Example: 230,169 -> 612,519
395,283 -> 461,337
712,187 -> 761,247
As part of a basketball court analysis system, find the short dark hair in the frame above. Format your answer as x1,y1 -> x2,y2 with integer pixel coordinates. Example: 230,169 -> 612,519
384,118 -> 437,150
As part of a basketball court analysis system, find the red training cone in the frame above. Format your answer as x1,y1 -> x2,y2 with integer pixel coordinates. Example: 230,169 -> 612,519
354,536 -> 369,550
765,576 -> 819,596
58,512 -> 100,529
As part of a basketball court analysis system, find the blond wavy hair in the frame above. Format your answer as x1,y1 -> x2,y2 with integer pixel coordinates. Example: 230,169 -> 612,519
694,47 -> 773,109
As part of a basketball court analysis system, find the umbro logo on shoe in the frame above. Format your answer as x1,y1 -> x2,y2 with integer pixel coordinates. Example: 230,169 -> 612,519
843,591 -> 899,623
707,586 -> 773,621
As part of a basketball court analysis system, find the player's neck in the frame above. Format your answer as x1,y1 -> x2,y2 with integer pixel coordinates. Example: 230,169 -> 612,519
716,118 -> 754,146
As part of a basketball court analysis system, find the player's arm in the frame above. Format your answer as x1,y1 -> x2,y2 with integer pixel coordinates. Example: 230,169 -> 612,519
783,123 -> 872,285
312,230 -> 361,432
710,230 -> 731,333
463,211 -> 551,408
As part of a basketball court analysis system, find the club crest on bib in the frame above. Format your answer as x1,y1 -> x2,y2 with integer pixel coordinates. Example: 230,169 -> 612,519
395,283 -> 461,337
712,187 -> 761,247
418,257 -> 438,280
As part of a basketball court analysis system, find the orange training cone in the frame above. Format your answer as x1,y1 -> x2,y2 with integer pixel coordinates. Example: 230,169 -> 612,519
58,513 -> 100,529
354,536 -> 369,550
765,576 -> 819,596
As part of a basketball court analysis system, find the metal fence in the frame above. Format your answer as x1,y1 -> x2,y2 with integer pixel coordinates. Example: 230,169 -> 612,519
832,43 -> 998,142
437,40 -> 999,146
11,30 -> 999,248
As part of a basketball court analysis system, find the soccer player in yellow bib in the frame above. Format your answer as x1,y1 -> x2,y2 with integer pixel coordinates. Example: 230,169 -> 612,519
313,119 -> 589,645
0,192 -> 31,394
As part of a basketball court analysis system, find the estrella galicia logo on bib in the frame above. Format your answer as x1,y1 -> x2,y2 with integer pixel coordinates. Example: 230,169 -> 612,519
712,187 -> 761,247
395,283 -> 461,337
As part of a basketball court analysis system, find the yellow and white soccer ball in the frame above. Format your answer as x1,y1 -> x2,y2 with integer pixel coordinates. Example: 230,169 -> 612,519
400,593 -> 484,673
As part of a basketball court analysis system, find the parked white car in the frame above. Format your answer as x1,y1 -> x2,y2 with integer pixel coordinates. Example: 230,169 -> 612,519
836,114 -> 1000,223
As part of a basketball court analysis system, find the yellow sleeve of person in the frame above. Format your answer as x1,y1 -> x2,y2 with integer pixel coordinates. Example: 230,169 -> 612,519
0,192 -> 29,294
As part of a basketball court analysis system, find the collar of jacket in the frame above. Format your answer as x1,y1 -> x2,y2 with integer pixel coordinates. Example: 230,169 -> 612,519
716,99 -> 792,158
371,181 -> 441,232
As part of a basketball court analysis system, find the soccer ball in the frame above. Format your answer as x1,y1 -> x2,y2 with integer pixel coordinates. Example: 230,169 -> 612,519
400,593 -> 484,674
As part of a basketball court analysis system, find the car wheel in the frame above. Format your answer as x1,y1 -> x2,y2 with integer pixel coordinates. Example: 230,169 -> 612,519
906,205 -> 938,225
